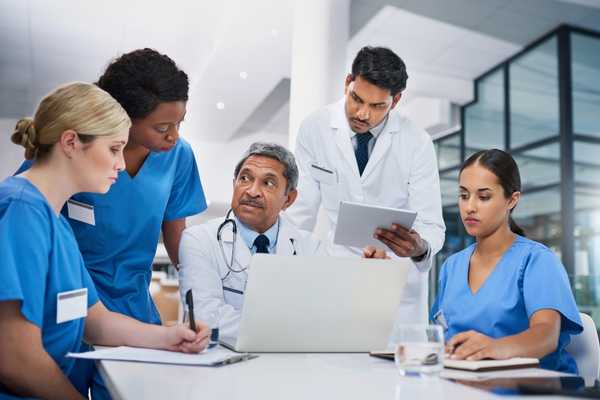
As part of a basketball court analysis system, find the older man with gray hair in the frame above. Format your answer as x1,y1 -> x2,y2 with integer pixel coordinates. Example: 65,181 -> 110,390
178,142 -> 385,341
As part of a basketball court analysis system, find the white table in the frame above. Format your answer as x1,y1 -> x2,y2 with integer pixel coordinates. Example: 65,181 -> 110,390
98,353 -> 573,400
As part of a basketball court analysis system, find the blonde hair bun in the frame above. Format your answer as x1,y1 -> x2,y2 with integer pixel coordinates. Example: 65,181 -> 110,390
11,117 -> 38,160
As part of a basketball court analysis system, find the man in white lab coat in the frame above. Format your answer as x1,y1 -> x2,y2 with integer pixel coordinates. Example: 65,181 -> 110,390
178,142 -> 386,341
287,46 -> 446,324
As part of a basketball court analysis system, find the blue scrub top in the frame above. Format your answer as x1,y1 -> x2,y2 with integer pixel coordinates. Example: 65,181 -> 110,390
67,138 -> 206,324
431,235 -> 582,373
0,177 -> 99,398
16,138 -> 206,325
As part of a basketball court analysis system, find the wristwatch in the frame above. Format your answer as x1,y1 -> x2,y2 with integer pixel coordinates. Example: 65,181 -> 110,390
411,240 -> 430,262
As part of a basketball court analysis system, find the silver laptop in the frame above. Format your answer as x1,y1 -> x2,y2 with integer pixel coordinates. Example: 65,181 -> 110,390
221,254 -> 409,352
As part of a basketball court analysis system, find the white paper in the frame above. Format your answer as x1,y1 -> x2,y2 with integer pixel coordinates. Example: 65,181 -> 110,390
67,346 -> 254,366
334,201 -> 417,248
56,288 -> 87,324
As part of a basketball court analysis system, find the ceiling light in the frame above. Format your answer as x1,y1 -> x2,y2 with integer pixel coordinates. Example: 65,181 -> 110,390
239,71 -> 248,80
216,102 -> 225,110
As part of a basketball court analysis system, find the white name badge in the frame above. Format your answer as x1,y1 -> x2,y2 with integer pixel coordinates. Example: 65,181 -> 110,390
56,288 -> 88,324
67,199 -> 95,226
310,163 -> 337,185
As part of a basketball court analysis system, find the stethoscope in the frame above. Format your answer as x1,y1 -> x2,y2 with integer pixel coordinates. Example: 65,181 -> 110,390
217,209 -> 297,282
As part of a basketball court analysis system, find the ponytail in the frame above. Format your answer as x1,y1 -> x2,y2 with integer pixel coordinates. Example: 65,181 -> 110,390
509,216 -> 525,237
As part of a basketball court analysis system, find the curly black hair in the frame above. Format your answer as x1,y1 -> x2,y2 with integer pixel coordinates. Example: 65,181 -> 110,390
97,48 -> 189,119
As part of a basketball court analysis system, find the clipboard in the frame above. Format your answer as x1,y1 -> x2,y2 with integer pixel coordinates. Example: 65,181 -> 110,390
67,345 -> 258,367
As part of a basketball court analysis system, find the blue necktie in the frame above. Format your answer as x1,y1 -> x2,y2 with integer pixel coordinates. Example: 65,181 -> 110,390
253,234 -> 270,254
355,132 -> 373,176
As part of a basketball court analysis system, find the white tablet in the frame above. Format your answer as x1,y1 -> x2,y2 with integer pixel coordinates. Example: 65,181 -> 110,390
333,201 -> 417,248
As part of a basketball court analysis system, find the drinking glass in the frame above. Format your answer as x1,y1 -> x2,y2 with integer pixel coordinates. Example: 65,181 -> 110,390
391,324 -> 444,377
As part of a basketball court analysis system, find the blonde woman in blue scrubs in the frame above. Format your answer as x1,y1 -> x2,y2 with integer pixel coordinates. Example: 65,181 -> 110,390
0,82 -> 210,399
431,149 -> 582,373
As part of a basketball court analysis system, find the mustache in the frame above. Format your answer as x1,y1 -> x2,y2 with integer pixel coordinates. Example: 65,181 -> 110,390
352,118 -> 369,124
239,198 -> 264,208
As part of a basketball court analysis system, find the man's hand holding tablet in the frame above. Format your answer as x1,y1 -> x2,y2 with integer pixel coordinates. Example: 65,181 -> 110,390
374,224 -> 428,259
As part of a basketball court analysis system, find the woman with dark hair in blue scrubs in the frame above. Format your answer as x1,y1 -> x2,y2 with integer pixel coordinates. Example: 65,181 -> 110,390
83,48 -> 207,324
431,149 -> 582,373
0,82 -> 209,400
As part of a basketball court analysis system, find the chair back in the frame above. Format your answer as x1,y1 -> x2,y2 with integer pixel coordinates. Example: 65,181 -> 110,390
566,313 -> 600,379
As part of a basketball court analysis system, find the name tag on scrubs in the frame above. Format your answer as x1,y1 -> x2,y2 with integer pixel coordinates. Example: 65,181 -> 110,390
56,288 -> 88,324
67,199 -> 95,226
310,163 -> 337,185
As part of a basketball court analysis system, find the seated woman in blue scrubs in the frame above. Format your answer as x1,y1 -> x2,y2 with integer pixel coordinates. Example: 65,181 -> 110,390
0,82 -> 210,399
431,149 -> 582,373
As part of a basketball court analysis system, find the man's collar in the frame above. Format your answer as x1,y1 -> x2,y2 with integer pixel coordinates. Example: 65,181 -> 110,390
347,113 -> 389,140
235,215 -> 279,250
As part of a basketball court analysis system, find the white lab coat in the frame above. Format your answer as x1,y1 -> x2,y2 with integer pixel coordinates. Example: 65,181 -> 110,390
287,98 -> 446,324
178,214 -> 322,342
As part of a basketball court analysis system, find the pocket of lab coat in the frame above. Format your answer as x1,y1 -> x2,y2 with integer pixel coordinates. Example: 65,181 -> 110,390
321,184 -> 342,211
223,287 -> 244,310
309,163 -> 337,185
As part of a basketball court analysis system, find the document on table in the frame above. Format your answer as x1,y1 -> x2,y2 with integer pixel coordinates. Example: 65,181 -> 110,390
67,346 -> 256,366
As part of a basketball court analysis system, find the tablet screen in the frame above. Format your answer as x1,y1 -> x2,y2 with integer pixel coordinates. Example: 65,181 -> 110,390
333,201 -> 417,248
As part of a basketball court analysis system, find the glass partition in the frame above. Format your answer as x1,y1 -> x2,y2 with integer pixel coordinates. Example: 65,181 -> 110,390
510,37 -> 559,149
513,186 -> 562,251
435,133 -> 461,170
572,33 -> 600,138
464,69 -> 505,158
574,141 -> 600,185
513,143 -> 561,189
439,169 -> 459,208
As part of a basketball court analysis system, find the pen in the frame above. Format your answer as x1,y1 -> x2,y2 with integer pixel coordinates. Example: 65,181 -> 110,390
185,289 -> 196,332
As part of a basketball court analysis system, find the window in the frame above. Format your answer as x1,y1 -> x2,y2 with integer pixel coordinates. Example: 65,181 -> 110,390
510,37 -> 559,149
513,143 -> 561,189
439,168 -> 459,208
513,186 -> 561,251
436,133 -> 461,170
574,141 -> 600,185
572,33 -> 600,138
464,70 -> 505,157
574,190 -> 600,317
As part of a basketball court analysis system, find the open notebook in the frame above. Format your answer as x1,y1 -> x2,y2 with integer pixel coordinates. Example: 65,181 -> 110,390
369,351 -> 539,372
444,358 -> 539,372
